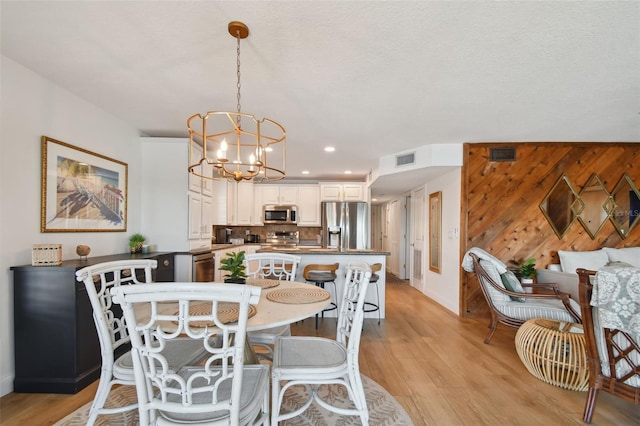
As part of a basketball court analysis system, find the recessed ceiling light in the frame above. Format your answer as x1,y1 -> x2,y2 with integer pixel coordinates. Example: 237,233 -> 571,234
265,147 -> 273,152
371,198 -> 378,202
324,147 -> 335,152
344,170 -> 352,174
302,170 -> 309,175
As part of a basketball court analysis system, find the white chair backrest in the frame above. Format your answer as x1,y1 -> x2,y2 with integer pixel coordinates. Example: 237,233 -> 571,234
110,282 -> 261,425
338,262 -> 372,362
244,252 -> 302,281
76,259 -> 157,355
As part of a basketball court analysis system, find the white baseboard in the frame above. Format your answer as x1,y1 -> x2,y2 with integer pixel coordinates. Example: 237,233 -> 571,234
0,374 -> 13,397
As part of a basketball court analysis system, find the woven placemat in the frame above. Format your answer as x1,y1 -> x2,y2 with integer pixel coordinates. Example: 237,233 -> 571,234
267,288 -> 331,304
246,278 -> 281,289
174,302 -> 257,327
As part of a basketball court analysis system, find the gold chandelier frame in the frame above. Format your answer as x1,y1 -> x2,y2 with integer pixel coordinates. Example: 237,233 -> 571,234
187,21 -> 286,182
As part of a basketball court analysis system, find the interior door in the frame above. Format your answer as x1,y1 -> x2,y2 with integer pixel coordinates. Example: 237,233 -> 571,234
411,187 -> 425,290
400,195 -> 411,279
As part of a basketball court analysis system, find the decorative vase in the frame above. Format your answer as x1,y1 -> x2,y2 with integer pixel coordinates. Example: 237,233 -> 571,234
224,278 -> 246,284
130,243 -> 143,254
76,245 -> 91,260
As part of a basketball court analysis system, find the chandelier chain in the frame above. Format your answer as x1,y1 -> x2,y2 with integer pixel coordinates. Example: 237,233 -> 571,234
235,29 -> 242,126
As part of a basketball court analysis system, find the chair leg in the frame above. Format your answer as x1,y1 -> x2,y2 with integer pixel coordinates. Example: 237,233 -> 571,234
87,369 -> 114,426
484,317 -> 498,344
582,387 -> 600,423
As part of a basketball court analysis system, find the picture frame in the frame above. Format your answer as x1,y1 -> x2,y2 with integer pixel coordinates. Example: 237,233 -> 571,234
41,136 -> 128,232
429,191 -> 442,273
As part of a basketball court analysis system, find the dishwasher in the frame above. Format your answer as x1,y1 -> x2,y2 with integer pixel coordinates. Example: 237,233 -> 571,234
192,251 -> 215,282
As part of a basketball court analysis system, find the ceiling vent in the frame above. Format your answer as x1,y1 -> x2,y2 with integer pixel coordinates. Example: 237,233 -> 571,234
396,152 -> 415,167
489,147 -> 516,162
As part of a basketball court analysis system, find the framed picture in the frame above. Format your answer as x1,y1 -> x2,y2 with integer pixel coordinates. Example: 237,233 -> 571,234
41,136 -> 128,232
429,191 -> 442,273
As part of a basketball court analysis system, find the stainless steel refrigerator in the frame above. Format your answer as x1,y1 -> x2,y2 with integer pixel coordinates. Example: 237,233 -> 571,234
321,201 -> 369,250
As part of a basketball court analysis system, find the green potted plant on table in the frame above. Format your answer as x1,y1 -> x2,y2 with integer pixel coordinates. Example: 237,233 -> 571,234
219,250 -> 247,284
129,233 -> 146,254
510,258 -> 537,284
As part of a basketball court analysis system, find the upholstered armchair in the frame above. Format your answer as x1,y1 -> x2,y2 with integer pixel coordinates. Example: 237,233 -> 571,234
462,248 -> 581,344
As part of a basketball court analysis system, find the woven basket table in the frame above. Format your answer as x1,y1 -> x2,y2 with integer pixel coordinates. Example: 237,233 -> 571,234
515,318 -> 589,392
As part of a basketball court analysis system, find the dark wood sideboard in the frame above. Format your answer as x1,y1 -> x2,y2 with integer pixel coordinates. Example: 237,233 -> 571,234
10,252 -> 175,394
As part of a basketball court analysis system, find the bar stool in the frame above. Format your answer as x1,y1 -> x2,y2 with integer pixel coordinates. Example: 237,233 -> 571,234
303,263 -> 339,329
363,263 -> 382,324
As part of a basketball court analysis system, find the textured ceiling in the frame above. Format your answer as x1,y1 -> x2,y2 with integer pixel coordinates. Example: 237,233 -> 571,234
2,1 -> 639,200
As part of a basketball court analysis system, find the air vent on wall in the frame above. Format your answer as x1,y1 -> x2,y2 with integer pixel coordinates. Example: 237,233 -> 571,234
489,147 -> 516,162
396,152 -> 415,167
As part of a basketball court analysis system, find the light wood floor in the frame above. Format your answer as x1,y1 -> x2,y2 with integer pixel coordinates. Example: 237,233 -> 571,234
2,275 -> 640,425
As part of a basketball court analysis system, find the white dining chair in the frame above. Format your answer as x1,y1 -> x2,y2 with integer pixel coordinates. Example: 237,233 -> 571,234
271,261 -> 372,424
244,252 -> 301,360
110,282 -> 270,425
75,260 -> 208,426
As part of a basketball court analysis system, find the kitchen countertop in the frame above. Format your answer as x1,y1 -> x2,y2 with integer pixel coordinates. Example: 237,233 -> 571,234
185,244 -> 389,256
257,247 -> 390,255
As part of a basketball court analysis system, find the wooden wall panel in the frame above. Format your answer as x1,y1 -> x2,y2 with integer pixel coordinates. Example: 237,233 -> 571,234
460,142 -> 640,316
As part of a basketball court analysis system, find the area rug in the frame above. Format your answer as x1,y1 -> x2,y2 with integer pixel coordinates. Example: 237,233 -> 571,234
53,375 -> 413,425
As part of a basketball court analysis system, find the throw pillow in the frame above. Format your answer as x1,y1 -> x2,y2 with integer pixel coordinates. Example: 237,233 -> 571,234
558,249 -> 609,274
478,259 -> 511,303
606,261 -> 635,268
603,247 -> 640,268
500,271 -> 526,302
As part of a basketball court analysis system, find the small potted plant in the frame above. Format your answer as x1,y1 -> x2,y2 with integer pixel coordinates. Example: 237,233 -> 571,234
129,233 -> 146,254
510,257 -> 537,284
219,250 -> 247,284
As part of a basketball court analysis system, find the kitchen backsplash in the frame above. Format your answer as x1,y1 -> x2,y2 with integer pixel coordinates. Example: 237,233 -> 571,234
212,225 -> 321,244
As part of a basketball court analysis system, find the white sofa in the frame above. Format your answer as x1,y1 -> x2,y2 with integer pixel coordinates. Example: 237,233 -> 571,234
536,247 -> 640,301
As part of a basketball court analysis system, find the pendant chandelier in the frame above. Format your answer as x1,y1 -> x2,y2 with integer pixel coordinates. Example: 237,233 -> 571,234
187,21 -> 286,182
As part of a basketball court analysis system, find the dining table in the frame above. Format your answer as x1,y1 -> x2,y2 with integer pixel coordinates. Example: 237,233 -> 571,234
131,279 -> 332,364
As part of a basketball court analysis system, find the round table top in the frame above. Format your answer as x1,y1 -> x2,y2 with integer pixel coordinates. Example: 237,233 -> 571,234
246,280 -> 331,331
132,280 -> 331,333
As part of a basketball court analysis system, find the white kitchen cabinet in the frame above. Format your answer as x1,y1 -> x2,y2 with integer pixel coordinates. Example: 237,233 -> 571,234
262,185 -> 298,205
212,181 -> 255,226
202,196 -> 213,239
188,193 -> 203,240
253,185 -> 264,225
141,137 -> 212,251
188,192 -> 213,240
297,185 -> 321,226
188,144 -> 214,197
211,180 -> 231,225
320,182 -> 367,202
234,181 -> 254,225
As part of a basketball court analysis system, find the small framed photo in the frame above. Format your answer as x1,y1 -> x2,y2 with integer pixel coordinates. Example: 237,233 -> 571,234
41,136 -> 128,232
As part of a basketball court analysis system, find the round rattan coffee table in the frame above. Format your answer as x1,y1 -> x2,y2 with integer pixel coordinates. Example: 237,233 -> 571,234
515,318 -> 589,392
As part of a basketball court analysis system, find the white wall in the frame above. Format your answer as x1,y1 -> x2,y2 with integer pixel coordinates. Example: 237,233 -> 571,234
421,168 -> 462,314
0,56 -> 141,396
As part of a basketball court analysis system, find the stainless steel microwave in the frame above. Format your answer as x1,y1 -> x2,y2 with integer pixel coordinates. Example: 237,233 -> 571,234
263,205 -> 298,224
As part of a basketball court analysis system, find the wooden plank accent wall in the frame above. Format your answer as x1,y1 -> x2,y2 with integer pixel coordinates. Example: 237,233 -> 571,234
460,142 -> 640,316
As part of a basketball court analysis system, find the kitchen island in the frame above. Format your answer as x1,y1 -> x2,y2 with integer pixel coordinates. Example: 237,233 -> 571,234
256,247 -> 390,319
